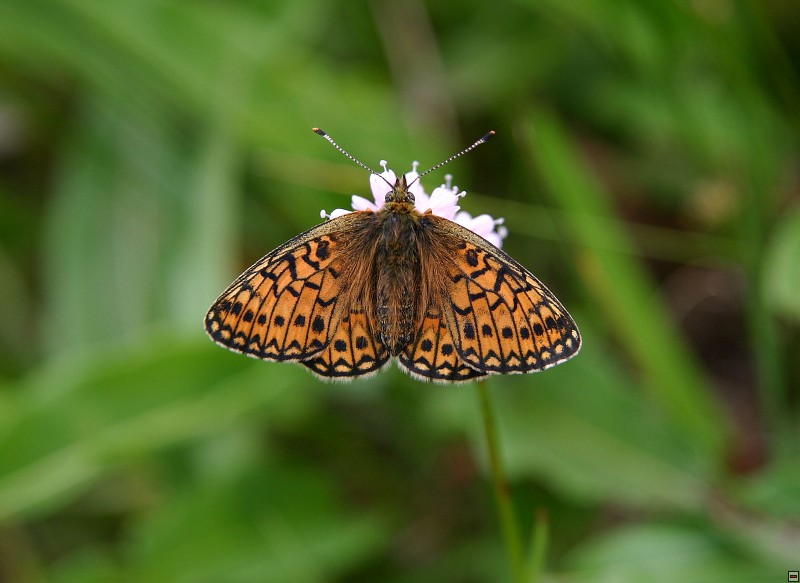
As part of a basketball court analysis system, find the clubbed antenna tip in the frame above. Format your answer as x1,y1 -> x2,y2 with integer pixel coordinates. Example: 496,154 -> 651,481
417,130 -> 497,179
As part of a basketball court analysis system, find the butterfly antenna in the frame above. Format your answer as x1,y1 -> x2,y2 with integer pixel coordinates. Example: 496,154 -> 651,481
417,131 -> 496,180
312,128 -> 393,187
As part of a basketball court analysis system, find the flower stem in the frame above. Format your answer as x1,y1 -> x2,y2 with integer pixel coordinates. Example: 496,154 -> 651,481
525,508 -> 549,583
476,380 -> 524,583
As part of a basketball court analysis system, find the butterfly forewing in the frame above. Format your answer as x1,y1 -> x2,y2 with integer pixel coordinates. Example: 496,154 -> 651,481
206,214 -> 359,362
432,218 -> 581,374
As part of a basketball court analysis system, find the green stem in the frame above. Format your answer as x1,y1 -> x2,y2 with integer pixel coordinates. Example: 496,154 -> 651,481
525,508 -> 549,583
477,380 -> 524,583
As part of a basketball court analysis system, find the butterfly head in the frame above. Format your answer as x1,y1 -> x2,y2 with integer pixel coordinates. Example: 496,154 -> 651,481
314,128 -> 507,247
383,173 -> 415,205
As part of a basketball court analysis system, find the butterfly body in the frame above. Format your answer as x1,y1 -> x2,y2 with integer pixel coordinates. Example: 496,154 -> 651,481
373,181 -> 427,354
205,175 -> 580,383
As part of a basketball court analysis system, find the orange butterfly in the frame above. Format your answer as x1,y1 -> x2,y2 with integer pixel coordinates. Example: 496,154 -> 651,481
205,129 -> 580,382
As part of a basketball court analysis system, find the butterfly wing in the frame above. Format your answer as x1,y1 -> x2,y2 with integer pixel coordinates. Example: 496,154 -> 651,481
433,217 -> 581,375
301,308 -> 390,380
397,308 -> 487,383
204,212 -> 389,377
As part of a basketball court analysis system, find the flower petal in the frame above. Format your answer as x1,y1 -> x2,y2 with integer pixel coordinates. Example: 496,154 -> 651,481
351,195 -> 379,211
455,211 -> 507,249
405,162 -> 426,201
369,160 -> 395,207
483,232 -> 503,248
414,190 -> 431,212
324,208 -> 352,219
426,186 -> 461,220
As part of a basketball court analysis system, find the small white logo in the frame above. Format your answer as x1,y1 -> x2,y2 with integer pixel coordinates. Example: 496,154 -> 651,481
788,571 -> 799,582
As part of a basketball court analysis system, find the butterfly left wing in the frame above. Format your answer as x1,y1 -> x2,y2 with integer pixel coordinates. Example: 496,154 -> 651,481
205,212 -> 389,379
301,307 -> 390,380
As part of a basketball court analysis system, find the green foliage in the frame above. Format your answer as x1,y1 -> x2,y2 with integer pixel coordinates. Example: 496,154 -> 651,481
0,0 -> 798,581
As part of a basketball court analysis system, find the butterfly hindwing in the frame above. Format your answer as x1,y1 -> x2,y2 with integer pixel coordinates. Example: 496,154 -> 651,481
397,309 -> 487,383
302,308 -> 390,379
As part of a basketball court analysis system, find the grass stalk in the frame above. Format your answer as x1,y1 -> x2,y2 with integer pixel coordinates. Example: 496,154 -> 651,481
476,380 -> 524,583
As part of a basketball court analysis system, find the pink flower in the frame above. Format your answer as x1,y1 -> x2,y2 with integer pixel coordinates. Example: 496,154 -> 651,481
321,162 -> 508,249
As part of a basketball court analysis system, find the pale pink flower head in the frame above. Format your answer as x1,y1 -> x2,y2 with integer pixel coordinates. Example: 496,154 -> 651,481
321,163 -> 508,249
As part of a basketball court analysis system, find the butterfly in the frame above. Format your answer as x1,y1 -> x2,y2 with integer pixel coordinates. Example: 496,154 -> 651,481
204,129 -> 581,383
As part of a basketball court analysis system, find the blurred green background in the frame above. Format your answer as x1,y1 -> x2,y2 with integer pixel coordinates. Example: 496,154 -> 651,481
1,0 -> 799,581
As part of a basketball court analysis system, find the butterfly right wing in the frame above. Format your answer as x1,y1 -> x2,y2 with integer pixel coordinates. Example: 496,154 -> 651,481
205,212 -> 388,375
397,308 -> 487,383
433,217 -> 581,375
